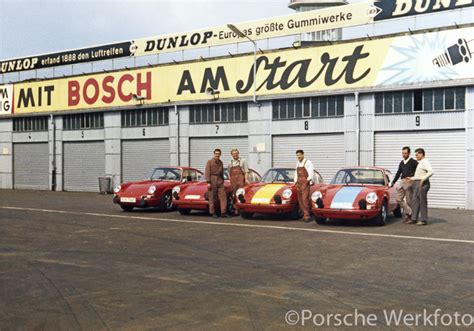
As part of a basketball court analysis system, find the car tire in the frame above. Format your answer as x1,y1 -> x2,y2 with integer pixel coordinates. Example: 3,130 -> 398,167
226,195 -> 234,215
289,205 -> 303,220
374,200 -> 388,226
314,217 -> 327,225
120,205 -> 134,212
160,191 -> 174,212
178,208 -> 191,215
241,212 -> 253,219
393,204 -> 403,218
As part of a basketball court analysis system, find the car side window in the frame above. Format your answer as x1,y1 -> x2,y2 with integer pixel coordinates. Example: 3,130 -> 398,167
249,170 -> 261,183
313,171 -> 323,184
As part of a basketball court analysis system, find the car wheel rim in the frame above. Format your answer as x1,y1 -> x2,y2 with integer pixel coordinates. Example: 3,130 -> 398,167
382,205 -> 387,222
165,193 -> 172,209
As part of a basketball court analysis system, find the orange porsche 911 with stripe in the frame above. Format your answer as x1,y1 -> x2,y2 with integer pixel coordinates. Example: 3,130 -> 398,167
234,168 -> 323,219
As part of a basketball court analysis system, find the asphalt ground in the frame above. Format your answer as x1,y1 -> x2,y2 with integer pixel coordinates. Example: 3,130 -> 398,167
0,189 -> 473,330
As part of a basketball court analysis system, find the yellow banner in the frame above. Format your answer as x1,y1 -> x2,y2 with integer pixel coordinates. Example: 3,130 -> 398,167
11,26 -> 474,115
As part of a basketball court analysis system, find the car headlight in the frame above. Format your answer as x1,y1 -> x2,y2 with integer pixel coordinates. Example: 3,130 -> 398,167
282,188 -> 292,199
172,186 -> 181,194
311,191 -> 322,202
366,192 -> 378,204
148,185 -> 157,194
113,185 -> 121,193
236,188 -> 245,196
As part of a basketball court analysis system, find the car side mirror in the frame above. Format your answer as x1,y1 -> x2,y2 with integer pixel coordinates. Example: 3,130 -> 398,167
181,178 -> 187,183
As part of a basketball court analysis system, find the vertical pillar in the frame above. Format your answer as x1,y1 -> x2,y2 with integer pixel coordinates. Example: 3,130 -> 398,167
104,112 -> 121,188
0,118 -> 13,189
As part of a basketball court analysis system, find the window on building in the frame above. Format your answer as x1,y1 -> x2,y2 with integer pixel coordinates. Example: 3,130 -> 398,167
189,102 -> 248,124
375,87 -> 466,114
63,113 -> 104,130
121,108 -> 169,127
13,116 -> 49,132
272,95 -> 344,120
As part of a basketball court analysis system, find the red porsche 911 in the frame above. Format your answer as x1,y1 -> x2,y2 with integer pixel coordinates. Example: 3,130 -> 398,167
172,169 -> 261,216
113,167 -> 202,212
234,168 -> 324,219
310,167 -> 402,226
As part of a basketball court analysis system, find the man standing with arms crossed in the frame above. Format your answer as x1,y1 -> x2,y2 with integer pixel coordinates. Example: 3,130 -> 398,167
390,146 -> 418,224
228,148 -> 249,216
205,149 -> 227,218
294,150 -> 314,223
407,148 -> 434,226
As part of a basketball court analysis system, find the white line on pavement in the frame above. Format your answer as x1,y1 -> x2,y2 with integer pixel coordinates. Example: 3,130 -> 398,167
1,205 -> 474,245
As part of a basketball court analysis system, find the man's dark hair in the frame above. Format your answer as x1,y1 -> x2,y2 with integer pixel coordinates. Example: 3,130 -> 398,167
296,149 -> 304,155
415,148 -> 425,156
214,149 -> 222,154
402,146 -> 411,153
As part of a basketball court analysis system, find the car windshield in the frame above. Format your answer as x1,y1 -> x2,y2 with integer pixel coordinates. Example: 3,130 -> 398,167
150,168 -> 182,181
261,169 -> 294,183
332,169 -> 386,186
197,169 -> 229,182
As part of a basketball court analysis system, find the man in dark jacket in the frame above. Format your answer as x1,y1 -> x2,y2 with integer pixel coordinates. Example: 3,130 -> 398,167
390,146 -> 418,223
205,149 -> 227,218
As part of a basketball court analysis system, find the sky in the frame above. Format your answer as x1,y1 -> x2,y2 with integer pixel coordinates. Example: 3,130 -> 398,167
0,0 -> 365,59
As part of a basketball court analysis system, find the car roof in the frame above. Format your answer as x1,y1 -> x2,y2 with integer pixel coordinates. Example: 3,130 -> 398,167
339,166 -> 390,172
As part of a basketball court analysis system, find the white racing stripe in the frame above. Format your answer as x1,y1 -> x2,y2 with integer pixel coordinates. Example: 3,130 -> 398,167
1,205 -> 473,245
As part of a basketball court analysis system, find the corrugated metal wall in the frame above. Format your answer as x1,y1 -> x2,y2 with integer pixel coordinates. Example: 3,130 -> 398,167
272,134 -> 345,182
121,139 -> 170,183
189,137 -> 248,172
374,130 -> 466,209
13,143 -> 49,190
63,141 -> 105,192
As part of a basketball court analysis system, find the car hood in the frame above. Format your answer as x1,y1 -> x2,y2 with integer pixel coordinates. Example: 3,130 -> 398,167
319,184 -> 383,209
121,180 -> 178,195
243,182 -> 294,204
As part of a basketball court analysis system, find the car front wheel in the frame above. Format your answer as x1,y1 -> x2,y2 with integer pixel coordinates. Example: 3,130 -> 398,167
314,217 -> 327,225
374,200 -> 388,226
120,205 -> 134,212
160,191 -> 174,212
178,208 -> 191,215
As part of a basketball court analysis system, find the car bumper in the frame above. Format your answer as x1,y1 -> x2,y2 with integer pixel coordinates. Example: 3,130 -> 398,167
311,207 -> 379,220
235,202 -> 294,214
113,195 -> 161,208
173,199 -> 209,210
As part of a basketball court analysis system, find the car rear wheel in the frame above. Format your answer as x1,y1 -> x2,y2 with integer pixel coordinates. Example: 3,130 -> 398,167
178,208 -> 191,215
240,212 -> 253,219
374,200 -> 388,226
314,217 -> 327,225
160,191 -> 174,212
120,205 -> 134,212
393,204 -> 403,218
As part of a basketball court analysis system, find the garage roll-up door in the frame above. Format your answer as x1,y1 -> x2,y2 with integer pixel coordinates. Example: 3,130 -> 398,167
272,134 -> 345,182
63,141 -> 105,192
121,139 -> 170,183
13,142 -> 49,190
190,137 -> 248,171
375,130 -> 466,209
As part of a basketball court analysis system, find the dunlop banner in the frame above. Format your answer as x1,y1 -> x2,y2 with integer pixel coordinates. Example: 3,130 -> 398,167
9,26 -> 474,115
3,0 -> 473,74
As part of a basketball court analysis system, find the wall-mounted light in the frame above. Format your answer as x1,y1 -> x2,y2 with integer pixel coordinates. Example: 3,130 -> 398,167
132,94 -> 146,106
206,87 -> 220,101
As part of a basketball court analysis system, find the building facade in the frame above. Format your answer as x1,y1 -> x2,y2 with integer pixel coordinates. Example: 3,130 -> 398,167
1,24 -> 473,210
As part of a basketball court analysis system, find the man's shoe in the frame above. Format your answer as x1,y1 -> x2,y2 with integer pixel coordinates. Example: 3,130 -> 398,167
221,214 -> 227,218
212,214 -> 219,219
416,221 -> 427,226
303,218 -> 311,223
403,219 -> 416,224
